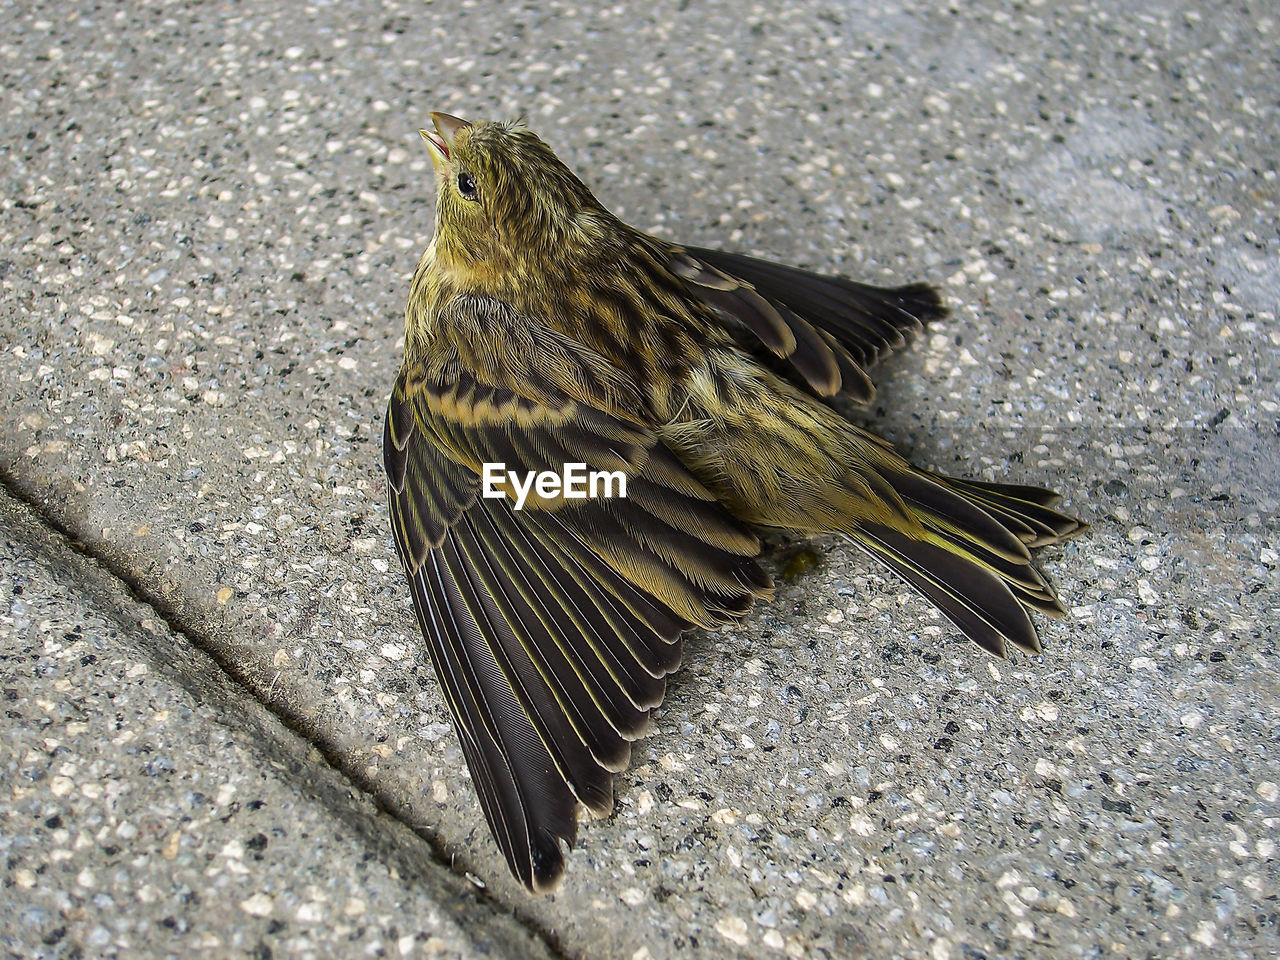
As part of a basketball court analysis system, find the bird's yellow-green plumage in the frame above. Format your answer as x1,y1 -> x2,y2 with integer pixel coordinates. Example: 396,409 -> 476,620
384,112 -> 1085,892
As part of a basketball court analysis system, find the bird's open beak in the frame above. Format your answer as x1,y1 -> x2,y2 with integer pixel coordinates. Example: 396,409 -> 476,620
420,112 -> 471,174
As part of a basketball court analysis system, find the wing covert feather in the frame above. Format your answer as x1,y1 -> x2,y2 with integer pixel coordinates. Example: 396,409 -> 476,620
672,244 -> 948,404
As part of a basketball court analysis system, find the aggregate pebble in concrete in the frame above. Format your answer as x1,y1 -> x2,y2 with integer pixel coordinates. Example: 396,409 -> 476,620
0,490 -> 554,960
1,0 -> 1278,958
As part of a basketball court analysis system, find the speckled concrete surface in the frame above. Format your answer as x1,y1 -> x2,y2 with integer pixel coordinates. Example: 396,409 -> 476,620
1,0 -> 1277,958
0,490 -> 554,959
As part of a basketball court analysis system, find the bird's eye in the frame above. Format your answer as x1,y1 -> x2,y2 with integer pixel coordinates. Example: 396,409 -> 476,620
456,171 -> 478,201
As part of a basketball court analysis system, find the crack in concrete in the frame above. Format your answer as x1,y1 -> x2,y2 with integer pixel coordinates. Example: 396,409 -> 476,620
0,465 -> 570,960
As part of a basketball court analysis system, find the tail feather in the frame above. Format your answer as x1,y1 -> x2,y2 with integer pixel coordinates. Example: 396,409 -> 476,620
887,468 -> 1032,563
945,477 -> 1088,547
849,467 -> 1084,657
927,525 -> 1063,607
856,522 -> 1042,656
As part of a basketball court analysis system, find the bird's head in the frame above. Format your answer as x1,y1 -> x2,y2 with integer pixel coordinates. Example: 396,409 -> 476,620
420,113 -> 614,287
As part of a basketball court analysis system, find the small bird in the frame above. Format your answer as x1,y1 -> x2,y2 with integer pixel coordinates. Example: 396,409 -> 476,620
383,113 -> 1085,891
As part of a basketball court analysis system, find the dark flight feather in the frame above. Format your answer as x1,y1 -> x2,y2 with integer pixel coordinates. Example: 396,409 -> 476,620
386,333 -> 770,889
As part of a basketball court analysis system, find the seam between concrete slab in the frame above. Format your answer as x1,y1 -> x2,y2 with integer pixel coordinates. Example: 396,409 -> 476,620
0,466 -> 573,960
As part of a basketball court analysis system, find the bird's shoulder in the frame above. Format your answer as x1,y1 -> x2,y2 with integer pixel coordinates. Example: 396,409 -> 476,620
403,291 -> 652,429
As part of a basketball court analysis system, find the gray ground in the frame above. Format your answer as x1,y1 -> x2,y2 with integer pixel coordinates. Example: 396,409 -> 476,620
1,0 -> 1276,958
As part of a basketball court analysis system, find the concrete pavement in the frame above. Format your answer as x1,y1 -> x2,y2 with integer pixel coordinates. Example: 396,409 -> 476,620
2,0 -> 1277,957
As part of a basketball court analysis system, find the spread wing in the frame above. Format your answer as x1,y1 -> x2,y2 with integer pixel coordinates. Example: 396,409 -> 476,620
383,301 -> 771,891
667,244 -> 948,404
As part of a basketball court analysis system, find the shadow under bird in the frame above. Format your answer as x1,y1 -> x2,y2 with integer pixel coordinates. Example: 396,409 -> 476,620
382,112 -> 1086,891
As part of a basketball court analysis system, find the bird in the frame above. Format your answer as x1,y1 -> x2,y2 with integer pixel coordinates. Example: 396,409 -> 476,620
382,112 -> 1086,892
